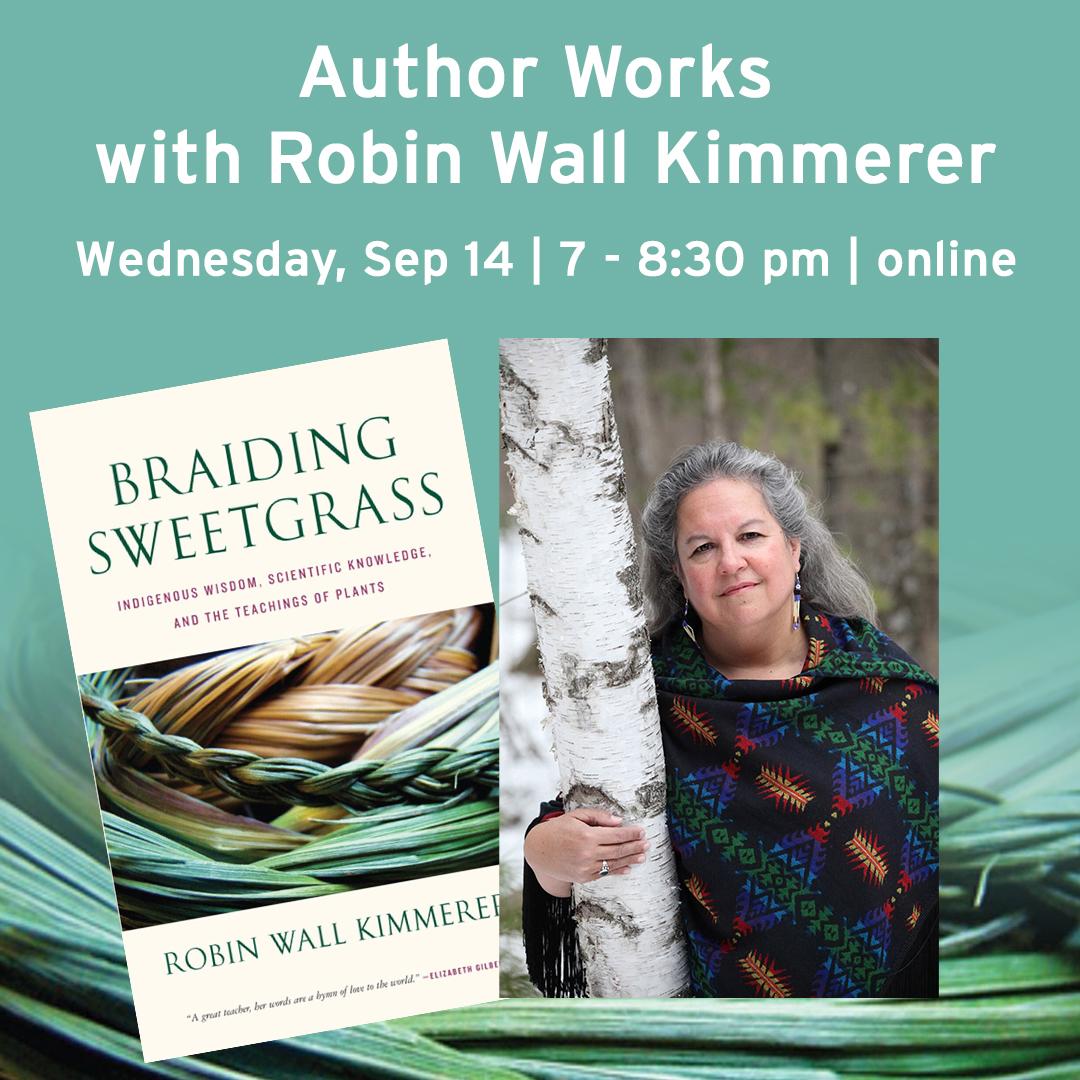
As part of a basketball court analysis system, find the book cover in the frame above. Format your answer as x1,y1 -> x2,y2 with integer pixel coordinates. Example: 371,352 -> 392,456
29,340 -> 498,1061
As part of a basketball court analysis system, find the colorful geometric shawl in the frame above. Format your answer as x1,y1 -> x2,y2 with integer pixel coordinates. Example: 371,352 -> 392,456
654,606 -> 939,997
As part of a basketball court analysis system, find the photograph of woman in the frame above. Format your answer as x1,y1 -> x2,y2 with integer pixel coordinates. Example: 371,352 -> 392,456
500,338 -> 939,1000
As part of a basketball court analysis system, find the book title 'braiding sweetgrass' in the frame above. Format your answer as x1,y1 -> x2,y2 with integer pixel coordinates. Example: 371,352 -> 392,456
30,341 -> 497,1061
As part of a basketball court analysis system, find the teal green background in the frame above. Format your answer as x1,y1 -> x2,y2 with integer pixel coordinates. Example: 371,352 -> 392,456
3,2 -> 1079,1069
4,2 -> 1070,625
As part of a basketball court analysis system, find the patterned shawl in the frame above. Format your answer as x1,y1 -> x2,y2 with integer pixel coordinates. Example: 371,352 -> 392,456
654,607 -> 938,998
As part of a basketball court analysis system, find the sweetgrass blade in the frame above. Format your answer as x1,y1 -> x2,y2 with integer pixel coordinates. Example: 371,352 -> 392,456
926,599 -> 1080,952
261,798 -> 499,878
3,794 -> 1080,1079
97,796 -> 498,926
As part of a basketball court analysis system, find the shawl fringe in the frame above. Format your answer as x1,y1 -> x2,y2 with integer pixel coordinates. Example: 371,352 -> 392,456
522,811 -> 588,998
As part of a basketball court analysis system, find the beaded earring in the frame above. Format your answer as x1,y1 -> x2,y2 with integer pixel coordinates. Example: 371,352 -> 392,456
682,597 -> 698,645
792,571 -> 802,631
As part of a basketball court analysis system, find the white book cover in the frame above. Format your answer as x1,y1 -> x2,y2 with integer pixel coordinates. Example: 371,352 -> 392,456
30,340 -> 498,1061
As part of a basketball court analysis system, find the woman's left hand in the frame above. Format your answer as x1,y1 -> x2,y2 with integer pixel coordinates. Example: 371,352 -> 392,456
525,807 -> 649,896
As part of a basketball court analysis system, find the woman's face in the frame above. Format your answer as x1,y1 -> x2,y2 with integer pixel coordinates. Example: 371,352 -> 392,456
674,477 -> 801,643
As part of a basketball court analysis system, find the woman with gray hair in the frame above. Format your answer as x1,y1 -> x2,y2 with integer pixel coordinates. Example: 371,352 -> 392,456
523,441 -> 938,998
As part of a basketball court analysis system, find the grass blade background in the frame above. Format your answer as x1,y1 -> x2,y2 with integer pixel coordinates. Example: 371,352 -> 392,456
4,573 -> 1080,1075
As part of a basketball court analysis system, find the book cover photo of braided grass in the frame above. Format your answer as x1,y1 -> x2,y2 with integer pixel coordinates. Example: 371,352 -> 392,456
29,341 -> 498,1061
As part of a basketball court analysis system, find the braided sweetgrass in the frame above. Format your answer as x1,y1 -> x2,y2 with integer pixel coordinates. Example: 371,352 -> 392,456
81,679 -> 497,811
79,606 -> 497,928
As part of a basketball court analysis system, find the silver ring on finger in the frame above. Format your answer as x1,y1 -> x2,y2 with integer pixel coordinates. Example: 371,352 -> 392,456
599,859 -> 610,877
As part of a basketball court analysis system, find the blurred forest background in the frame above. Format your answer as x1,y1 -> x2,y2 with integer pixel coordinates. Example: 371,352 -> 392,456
606,338 -> 939,669
500,338 -> 939,994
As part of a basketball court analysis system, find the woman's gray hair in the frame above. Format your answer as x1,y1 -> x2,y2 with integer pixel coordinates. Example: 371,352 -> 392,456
640,441 -> 877,630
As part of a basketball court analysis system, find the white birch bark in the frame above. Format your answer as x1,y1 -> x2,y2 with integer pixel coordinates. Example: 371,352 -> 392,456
500,337 -> 689,998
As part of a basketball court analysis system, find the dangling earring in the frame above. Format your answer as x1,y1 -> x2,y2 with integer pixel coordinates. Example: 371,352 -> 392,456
792,571 -> 802,631
682,597 -> 698,645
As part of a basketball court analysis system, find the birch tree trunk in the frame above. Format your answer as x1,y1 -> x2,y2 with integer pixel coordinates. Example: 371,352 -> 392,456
500,337 -> 689,998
